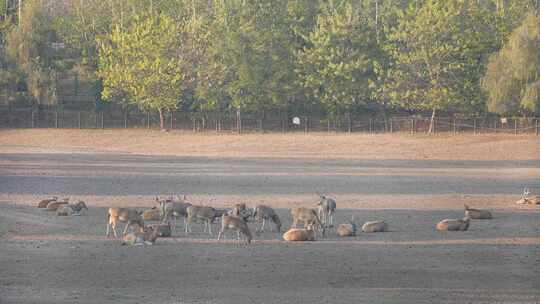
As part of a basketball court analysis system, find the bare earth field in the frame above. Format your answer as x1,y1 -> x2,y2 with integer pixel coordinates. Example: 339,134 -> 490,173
1,129 -> 540,304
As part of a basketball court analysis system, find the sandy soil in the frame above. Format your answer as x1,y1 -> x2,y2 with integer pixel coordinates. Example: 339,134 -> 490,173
1,130 -> 539,303
1,204 -> 540,304
1,129 -> 539,160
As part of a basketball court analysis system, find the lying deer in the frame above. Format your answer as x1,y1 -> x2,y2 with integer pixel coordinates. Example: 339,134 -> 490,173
217,215 -> 252,244
147,222 -> 172,237
436,217 -> 470,231
516,188 -> 540,205
337,216 -> 357,237
46,198 -> 69,211
252,205 -> 281,233
121,225 -> 160,246
106,208 -> 144,238
283,225 -> 316,241
142,207 -> 161,221
56,201 -> 88,216
464,204 -> 492,219
37,196 -> 58,208
362,220 -> 388,233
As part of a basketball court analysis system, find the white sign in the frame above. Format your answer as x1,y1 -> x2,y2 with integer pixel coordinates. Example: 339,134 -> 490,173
292,117 -> 301,125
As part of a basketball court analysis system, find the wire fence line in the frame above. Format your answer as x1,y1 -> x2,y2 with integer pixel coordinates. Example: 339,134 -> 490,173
1,107 -> 539,135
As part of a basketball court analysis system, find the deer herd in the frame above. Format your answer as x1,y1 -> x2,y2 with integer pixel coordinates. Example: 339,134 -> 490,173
35,188 -> 539,246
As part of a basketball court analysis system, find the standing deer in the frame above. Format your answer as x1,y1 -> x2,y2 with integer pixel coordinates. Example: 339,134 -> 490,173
217,215 -> 252,244
228,203 -> 252,222
157,195 -> 192,232
290,207 -> 325,237
106,208 -> 144,238
252,205 -> 281,233
185,205 -> 217,235
317,193 -> 337,227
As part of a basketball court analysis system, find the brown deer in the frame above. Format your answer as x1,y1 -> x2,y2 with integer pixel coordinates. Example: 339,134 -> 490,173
217,215 -> 252,244
106,208 -> 144,238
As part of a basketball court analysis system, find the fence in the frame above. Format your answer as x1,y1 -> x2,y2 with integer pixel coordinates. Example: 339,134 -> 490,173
1,107 -> 539,135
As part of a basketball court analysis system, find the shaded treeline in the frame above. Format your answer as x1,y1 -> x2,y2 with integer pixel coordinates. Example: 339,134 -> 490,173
0,0 -> 539,130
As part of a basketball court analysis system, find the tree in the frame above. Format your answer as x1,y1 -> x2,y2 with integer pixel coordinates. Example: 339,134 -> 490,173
98,13 -> 188,129
382,1 -> 502,132
6,0 -> 67,105
296,2 -> 377,118
483,13 -> 540,116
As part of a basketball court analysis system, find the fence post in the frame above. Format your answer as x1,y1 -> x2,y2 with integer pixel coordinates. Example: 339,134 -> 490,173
453,119 -> 456,135
347,113 -> 352,133
236,108 -> 242,134
473,119 -> 476,135
124,112 -> 128,128
536,119 -> 539,136
31,110 -> 35,128
78,112 -> 81,129
514,119 -> 518,135
304,116 -> 308,133
389,118 -> 393,133
369,118 -> 373,134
147,112 -> 150,129
410,118 -> 414,134
55,111 -> 58,128
327,119 -> 330,133
101,112 -> 104,129
170,111 -> 174,130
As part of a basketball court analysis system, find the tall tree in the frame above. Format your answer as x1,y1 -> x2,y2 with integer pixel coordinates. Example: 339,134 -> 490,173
483,13 -> 540,115
6,0 -> 67,105
382,1 -> 500,132
296,2 -> 377,118
98,12 -> 189,129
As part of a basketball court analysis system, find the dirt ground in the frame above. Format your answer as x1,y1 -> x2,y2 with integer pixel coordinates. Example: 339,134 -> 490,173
1,130 -> 540,303
1,129 -> 539,160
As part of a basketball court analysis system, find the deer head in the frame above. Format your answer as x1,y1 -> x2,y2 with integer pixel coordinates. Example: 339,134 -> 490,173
522,188 -> 531,198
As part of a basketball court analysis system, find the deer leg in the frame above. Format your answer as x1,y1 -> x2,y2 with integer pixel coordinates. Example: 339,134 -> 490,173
123,222 -> 131,236
261,218 -> 266,232
185,217 -> 191,235
207,220 -> 213,236
112,222 -> 119,239
106,222 -> 111,237
217,229 -> 223,241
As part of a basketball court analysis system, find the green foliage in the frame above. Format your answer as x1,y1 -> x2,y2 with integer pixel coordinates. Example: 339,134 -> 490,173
2,0 -> 540,120
98,12 -> 189,127
5,0 -> 67,105
483,13 -> 540,115
382,1 -> 503,116
296,2 -> 377,116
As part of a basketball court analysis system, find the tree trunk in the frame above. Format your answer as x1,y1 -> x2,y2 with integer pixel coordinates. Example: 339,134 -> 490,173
428,108 -> 436,134
158,108 -> 165,130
